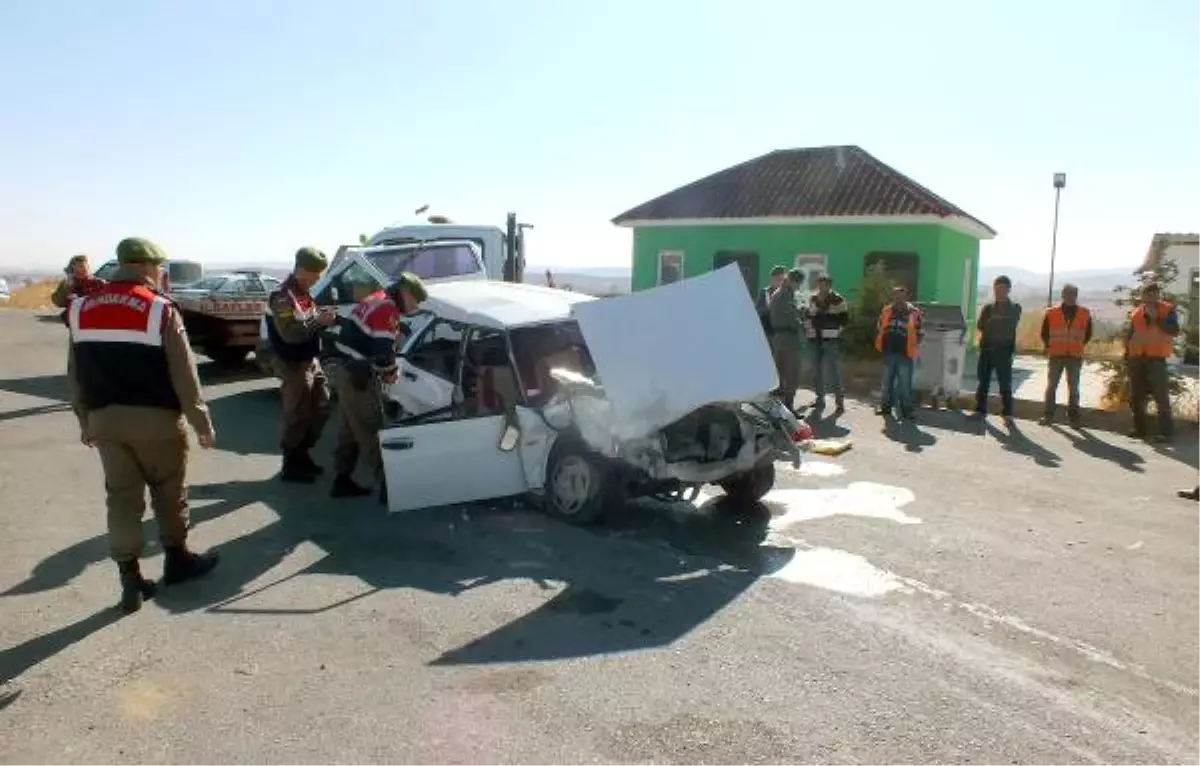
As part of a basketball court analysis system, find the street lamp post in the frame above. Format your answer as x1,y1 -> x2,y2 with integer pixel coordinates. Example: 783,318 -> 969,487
1046,172 -> 1067,307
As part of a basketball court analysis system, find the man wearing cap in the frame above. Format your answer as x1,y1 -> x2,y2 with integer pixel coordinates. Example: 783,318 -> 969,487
66,237 -> 219,613
768,268 -> 805,411
1124,282 -> 1179,442
52,254 -> 106,324
264,247 -> 338,481
330,273 -> 429,499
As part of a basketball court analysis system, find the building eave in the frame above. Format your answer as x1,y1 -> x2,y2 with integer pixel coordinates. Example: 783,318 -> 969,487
612,214 -> 996,241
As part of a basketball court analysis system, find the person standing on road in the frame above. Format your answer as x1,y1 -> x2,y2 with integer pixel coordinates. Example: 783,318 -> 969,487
973,275 -> 1022,423
875,284 -> 923,420
1124,282 -> 1179,443
51,254 -> 106,324
756,265 -> 787,338
264,247 -> 338,482
66,237 -> 219,613
329,273 -> 428,500
768,268 -> 804,412
805,273 -> 848,413
1038,284 -> 1092,427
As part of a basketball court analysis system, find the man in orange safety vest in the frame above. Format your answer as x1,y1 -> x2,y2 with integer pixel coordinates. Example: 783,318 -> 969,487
1038,283 -> 1092,426
1123,282 -> 1180,442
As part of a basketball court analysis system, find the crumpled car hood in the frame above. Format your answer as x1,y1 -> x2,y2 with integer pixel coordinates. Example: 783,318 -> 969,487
569,265 -> 778,441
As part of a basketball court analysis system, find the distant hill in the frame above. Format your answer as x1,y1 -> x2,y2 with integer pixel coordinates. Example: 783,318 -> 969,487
978,265 -> 1132,293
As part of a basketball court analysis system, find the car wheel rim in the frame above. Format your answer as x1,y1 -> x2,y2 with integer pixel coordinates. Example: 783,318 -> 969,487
552,456 -> 593,515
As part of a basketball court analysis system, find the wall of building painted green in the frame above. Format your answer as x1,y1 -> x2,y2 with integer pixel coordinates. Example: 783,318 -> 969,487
935,227 -> 982,323
630,223 -> 950,300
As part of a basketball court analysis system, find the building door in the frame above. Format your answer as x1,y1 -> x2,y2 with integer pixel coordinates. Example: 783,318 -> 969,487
713,251 -> 760,297
864,252 -> 920,299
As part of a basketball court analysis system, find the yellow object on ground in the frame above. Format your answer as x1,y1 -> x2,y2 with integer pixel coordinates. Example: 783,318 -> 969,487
807,439 -> 853,456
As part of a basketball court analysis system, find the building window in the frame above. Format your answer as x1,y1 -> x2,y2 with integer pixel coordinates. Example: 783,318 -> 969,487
864,252 -> 920,299
657,251 -> 684,285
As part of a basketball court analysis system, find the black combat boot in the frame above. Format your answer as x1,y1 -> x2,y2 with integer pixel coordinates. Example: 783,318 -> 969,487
280,452 -> 318,483
296,450 -> 325,476
117,559 -> 157,614
330,474 -> 372,498
162,544 -> 220,586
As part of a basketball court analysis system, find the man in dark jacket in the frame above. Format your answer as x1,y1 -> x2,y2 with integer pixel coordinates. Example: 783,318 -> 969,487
973,275 -> 1022,422
755,265 -> 787,337
806,273 -> 849,412
768,268 -> 804,411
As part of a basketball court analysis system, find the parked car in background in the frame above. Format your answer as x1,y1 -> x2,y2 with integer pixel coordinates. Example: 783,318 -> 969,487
376,265 -> 803,523
0,278 -> 10,304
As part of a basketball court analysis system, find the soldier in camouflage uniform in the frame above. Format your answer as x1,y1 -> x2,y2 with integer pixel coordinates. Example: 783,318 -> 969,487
263,247 -> 337,482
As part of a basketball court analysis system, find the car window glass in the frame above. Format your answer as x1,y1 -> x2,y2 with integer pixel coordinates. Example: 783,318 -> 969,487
219,279 -> 246,294
316,261 -> 384,306
241,277 -> 266,293
404,319 -> 463,381
366,243 -> 482,281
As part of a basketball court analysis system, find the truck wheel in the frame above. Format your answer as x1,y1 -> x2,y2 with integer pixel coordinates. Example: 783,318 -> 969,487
208,347 -> 250,367
543,442 -> 610,525
718,460 -> 776,504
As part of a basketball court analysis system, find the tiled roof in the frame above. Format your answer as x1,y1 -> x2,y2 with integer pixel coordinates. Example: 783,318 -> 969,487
612,145 -> 995,236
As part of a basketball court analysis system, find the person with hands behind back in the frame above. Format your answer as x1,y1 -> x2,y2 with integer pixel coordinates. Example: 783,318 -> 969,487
1124,281 -> 1180,442
330,273 -> 429,500
264,247 -> 339,482
66,237 -> 219,614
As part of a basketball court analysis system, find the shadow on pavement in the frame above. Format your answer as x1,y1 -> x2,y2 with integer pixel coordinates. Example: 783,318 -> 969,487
0,403 -> 73,423
984,419 -> 1062,468
805,409 -> 851,439
0,687 -> 21,711
1050,425 -> 1146,473
880,417 -> 938,453
7,475 -> 793,671
0,608 -> 123,686
1154,439 -> 1200,470
206,387 -> 281,457
0,373 -> 70,404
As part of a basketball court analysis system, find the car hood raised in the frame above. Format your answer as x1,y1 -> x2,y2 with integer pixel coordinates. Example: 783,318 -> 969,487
568,265 -> 778,441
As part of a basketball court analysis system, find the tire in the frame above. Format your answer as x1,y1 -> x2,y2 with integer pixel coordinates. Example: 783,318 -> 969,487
718,460 -> 776,504
208,346 -> 250,367
543,441 -> 611,525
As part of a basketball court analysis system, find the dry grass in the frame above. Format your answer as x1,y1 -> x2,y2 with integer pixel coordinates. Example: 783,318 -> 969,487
4,278 -> 57,310
1014,307 -> 1124,361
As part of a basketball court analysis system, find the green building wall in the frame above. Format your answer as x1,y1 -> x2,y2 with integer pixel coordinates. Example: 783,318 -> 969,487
630,222 -> 980,318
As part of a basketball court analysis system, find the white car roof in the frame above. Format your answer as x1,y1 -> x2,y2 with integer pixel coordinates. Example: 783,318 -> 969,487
423,280 -> 596,330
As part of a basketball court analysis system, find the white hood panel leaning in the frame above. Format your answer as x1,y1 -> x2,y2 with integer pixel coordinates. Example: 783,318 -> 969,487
569,265 -> 778,441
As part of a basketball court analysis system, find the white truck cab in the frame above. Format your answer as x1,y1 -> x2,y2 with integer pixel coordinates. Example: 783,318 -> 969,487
363,213 -> 530,283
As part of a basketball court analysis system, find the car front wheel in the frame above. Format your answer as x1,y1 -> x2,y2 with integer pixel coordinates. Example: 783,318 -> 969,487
543,443 -> 610,525
718,460 -> 776,504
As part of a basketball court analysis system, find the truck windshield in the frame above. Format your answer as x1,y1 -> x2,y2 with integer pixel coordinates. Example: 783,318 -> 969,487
365,243 -> 482,281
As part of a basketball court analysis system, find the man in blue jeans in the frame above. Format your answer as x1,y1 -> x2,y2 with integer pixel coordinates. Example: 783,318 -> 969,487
874,285 -> 923,420
806,273 -> 849,412
973,275 -> 1022,423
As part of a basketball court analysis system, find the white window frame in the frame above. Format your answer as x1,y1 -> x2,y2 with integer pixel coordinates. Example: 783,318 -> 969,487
657,250 -> 685,285
793,253 -> 828,300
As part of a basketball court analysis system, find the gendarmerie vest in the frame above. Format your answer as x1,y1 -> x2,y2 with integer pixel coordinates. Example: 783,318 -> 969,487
68,281 -> 181,412
264,276 -> 321,363
334,290 -> 402,375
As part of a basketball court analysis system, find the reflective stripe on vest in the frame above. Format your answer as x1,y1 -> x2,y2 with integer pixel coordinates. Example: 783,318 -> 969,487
1128,302 -> 1175,358
68,283 -> 169,346
875,305 -> 919,359
349,293 -> 400,341
1046,305 -> 1089,358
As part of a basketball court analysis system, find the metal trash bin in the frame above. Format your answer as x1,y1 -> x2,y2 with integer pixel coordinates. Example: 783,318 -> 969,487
914,303 -> 968,408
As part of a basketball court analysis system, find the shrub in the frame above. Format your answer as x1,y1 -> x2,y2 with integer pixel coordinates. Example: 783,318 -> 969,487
841,261 -> 891,358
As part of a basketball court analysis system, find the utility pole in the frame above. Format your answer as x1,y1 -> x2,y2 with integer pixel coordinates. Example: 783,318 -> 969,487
1046,172 -> 1067,307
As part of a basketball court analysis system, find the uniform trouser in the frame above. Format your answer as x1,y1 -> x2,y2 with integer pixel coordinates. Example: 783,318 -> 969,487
1128,356 -> 1173,437
1044,356 -> 1083,418
333,372 -> 384,483
812,340 -> 845,403
274,357 -> 331,452
770,332 -> 800,408
96,430 -> 190,562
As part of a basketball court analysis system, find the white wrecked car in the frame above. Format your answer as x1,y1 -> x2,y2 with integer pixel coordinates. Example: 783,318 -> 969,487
379,264 -> 804,523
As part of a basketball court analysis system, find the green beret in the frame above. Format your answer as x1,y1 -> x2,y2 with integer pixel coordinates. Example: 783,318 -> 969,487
116,238 -> 168,264
393,272 -> 428,303
294,247 -> 328,272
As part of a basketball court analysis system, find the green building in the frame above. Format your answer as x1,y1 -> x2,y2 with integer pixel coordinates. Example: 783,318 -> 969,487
612,145 -> 996,321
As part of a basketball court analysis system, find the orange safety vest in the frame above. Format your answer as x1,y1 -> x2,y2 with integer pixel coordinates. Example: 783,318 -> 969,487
875,304 -> 920,360
1045,304 -> 1090,358
1127,301 -> 1176,359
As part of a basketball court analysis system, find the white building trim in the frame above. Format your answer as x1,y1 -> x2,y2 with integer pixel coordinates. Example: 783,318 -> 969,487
616,214 -> 995,241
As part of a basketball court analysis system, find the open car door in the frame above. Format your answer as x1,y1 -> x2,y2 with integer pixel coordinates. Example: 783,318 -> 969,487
379,415 -> 528,512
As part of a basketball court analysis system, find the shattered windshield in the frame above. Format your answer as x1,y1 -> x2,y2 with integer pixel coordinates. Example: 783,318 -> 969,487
365,243 -> 482,282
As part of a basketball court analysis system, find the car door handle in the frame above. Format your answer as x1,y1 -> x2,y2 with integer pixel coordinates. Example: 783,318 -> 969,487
402,371 -> 417,381
381,438 -> 414,451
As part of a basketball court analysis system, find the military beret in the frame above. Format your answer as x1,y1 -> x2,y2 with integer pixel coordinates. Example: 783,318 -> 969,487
390,272 -> 428,303
116,238 -> 168,264
294,247 -> 328,272
64,254 -> 88,273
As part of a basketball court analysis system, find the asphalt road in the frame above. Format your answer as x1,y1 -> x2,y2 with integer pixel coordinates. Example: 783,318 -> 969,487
1,309 -> 1197,764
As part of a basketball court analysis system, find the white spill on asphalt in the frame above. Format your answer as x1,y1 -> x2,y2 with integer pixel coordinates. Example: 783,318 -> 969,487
779,459 -> 847,478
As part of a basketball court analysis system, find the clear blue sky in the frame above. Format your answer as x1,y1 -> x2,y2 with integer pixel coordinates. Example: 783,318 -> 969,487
1,0 -> 1196,272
